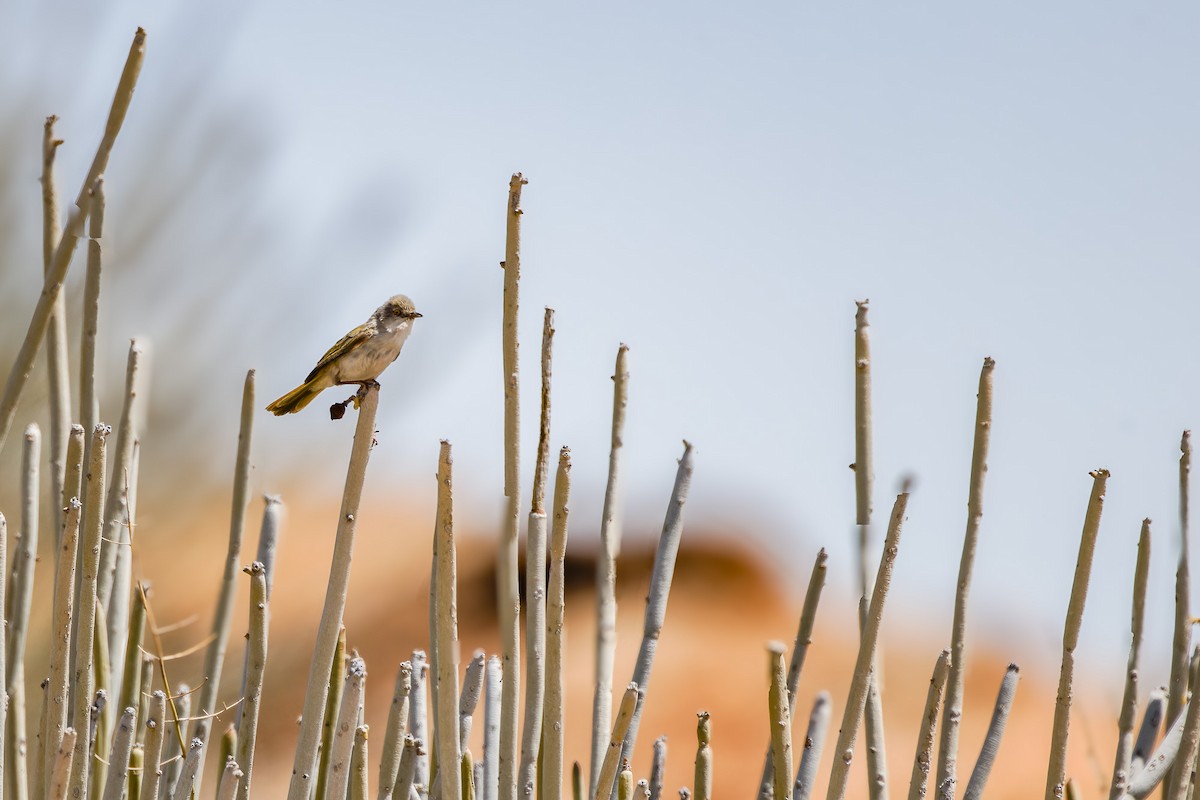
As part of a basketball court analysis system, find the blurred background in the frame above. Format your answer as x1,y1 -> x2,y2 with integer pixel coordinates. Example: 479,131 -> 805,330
2,3 -> 1199,796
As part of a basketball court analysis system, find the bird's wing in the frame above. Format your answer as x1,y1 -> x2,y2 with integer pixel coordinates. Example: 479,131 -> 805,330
305,320 -> 373,382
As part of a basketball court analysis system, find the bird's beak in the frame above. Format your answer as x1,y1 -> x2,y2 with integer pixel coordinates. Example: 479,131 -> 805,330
411,312 -> 423,318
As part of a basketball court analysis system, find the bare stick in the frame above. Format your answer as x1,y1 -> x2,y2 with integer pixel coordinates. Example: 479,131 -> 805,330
395,736 -> 422,800
1109,521 -> 1152,800
288,384 -> 381,798
935,357 -> 995,800
1044,470 -> 1110,800
116,584 -> 147,724
595,685 -> 640,800
649,738 -> 667,800
193,368 -> 256,795
235,562 -> 270,800
461,653 -> 486,751
100,340 -> 147,682
615,443 -> 696,784
68,425 -> 111,794
100,707 -> 135,800
352,726 -> 371,800
142,691 -> 167,800
853,300 -> 873,523
963,665 -> 1019,800
0,28 -> 146,456
43,497 -> 82,791
327,657 -> 369,800
533,307 -> 555,513
825,492 -> 909,800
694,712 -> 713,800
499,171 -> 528,800
619,770 -> 633,800
169,738 -> 205,800
218,759 -> 244,800
236,495 -> 284,730
1167,432 -> 1193,799
434,442 -> 463,800
379,661 -> 414,800
545,449 -> 573,800
60,424 -> 86,560
41,115 -> 71,550
760,549 -> 828,795
410,650 -> 431,798
6,426 -> 40,799
592,344 -> 629,797
768,643 -> 793,800
794,693 -> 832,800
908,650 -> 951,800
163,683 -> 191,792
317,629 -> 349,800
48,728 -> 76,800
79,176 -> 106,444
483,655 -> 502,800
0,512 -> 6,793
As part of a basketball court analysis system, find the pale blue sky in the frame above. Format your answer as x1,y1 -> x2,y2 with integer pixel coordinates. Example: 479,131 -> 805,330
4,3 -> 1200,684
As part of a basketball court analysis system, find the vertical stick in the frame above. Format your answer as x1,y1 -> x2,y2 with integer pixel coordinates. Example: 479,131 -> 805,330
379,661 -> 413,800
908,651 -> 950,800
40,115 -> 71,551
0,28 -> 146,457
317,630 -> 349,800
410,650 -> 431,798
963,665 -> 1019,800
79,177 -> 106,443
48,728 -> 76,800
693,712 -> 712,800
936,357 -> 995,800
42,496 -> 82,793
794,693 -> 832,800
142,691 -> 167,800
6,426 -> 41,800
435,442 -> 463,800
68,424 -> 111,795
1044,470 -> 1110,800
460,653 -> 487,750
1109,521 -> 1152,800
825,493 -> 909,800
194,369 -> 255,795
592,344 -> 629,797
1167,432 -> 1193,800
594,685 -> 639,800
649,738 -> 666,800
287,385 -> 381,799
483,655 -> 502,800
327,657 -> 368,800
544,449 -> 573,800
768,644 -> 793,800
499,172 -> 528,800
235,562 -> 270,800
100,707 -> 136,800
0,512 -> 7,792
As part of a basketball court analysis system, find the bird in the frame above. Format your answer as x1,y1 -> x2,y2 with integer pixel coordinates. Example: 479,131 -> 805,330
266,294 -> 422,416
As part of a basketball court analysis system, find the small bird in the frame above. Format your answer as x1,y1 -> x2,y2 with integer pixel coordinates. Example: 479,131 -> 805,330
266,294 -> 422,416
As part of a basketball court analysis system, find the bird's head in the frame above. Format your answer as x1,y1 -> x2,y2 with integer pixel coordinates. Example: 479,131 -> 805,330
378,294 -> 423,322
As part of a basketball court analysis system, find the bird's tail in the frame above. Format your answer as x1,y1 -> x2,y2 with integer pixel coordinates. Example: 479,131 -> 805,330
266,380 -> 322,416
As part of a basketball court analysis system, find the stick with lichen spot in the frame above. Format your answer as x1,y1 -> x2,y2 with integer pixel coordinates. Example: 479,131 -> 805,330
68,425 -> 111,796
317,630 -> 349,800
499,171 -> 528,800
964,664 -> 1019,800
760,549 -> 827,796
614,443 -> 695,786
1044,470 -> 1110,800
592,343 -> 629,798
100,340 -> 147,682
236,562 -> 270,800
825,492 -> 909,800
0,27 -> 145,456
1109,522 -> 1152,800
41,114 -> 70,550
434,442 -> 463,800
287,384 -> 381,799
192,368 -> 255,796
794,692 -> 832,800
142,691 -> 166,800
379,662 -> 414,800
694,712 -> 712,800
595,685 -> 639,800
545,449 -> 573,800
907,650 -> 950,800
936,357 -> 996,800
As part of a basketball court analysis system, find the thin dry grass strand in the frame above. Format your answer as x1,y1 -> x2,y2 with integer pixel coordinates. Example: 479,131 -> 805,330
1109,521 -> 1152,800
768,643 -> 794,800
499,171 -> 528,800
1044,470 -> 1110,800
287,384 -> 381,798
0,28 -> 146,457
235,562 -> 270,800
545,449 -> 573,800
825,492 -> 909,800
794,693 -> 832,800
935,357 -> 995,799
615,443 -> 696,788
908,650 -> 951,800
592,344 -> 629,797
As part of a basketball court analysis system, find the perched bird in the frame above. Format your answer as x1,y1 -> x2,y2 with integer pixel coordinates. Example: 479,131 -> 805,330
266,294 -> 422,415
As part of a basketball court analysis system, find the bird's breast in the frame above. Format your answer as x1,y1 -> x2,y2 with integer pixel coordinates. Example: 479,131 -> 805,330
332,323 -> 412,382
